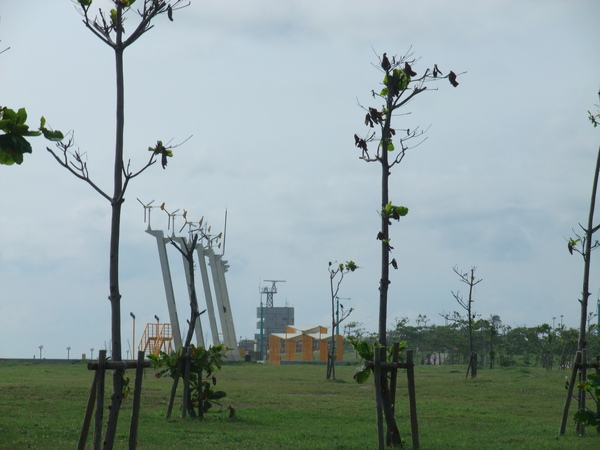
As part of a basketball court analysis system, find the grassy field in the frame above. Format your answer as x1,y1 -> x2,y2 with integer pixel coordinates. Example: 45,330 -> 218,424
0,360 -> 598,449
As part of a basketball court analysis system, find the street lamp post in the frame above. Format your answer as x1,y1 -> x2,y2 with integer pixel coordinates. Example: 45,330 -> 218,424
259,300 -> 264,360
154,315 -> 160,345
130,312 -> 136,360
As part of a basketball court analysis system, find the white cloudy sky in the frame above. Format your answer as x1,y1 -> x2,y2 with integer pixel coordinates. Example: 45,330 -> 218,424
1,0 -> 599,358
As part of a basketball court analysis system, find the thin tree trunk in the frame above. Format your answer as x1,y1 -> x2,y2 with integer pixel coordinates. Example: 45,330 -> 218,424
378,125 -> 391,347
377,86 -> 401,447
576,145 -> 600,427
170,236 -> 201,419
467,269 -> 475,378
328,275 -> 336,379
104,9 -> 126,446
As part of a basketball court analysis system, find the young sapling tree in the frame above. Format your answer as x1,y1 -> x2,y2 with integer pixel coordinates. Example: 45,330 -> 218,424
450,265 -> 482,378
158,222 -> 226,419
354,50 -> 460,448
563,96 -> 600,434
326,260 -> 358,380
46,1 -> 189,446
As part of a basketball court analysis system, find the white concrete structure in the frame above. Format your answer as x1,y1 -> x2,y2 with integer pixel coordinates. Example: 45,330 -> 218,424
145,226 -> 240,361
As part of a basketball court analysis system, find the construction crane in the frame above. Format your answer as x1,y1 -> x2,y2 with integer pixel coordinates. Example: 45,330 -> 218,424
260,280 -> 286,307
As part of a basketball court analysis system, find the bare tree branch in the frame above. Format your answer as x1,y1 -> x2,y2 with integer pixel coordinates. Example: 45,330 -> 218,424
47,136 -> 111,202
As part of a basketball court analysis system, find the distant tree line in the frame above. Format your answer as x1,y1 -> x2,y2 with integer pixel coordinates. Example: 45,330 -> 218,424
343,314 -> 600,370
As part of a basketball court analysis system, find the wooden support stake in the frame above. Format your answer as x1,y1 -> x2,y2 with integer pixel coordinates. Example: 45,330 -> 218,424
78,368 -> 100,450
198,369 -> 204,420
94,350 -> 107,450
579,348 -> 588,435
559,350 -> 581,436
365,361 -> 410,370
166,349 -> 187,419
389,343 -> 399,412
596,355 -> 600,435
88,360 -> 150,370
373,347 -> 384,450
406,350 -> 420,449
166,373 -> 180,419
129,351 -> 145,450
182,347 -> 191,418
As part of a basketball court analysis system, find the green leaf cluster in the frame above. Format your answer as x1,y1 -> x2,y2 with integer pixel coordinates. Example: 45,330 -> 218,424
383,137 -> 394,152
574,373 -> 600,427
0,107 -> 63,165
348,337 -> 406,384
122,375 -> 131,399
381,68 -> 410,97
39,116 -> 64,141
148,139 -> 173,169
344,260 -> 358,272
382,202 -> 409,221
148,140 -> 173,157
148,343 -> 229,413
330,260 -> 359,274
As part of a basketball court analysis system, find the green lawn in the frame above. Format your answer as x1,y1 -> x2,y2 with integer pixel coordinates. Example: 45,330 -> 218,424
0,360 -> 597,449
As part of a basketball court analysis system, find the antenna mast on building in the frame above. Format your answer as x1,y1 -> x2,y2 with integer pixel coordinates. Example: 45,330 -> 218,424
261,280 -> 286,307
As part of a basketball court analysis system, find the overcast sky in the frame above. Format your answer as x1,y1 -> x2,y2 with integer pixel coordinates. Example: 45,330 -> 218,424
1,0 -> 600,359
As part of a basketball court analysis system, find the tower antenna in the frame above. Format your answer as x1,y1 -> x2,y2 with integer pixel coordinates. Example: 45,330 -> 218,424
260,280 -> 286,307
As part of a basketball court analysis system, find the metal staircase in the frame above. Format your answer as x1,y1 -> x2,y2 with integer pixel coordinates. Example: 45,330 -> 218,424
139,323 -> 173,355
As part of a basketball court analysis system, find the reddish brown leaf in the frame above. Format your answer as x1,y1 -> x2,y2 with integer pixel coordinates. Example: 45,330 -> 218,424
448,71 -> 459,87
404,62 -> 417,77
381,53 -> 391,71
